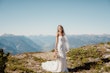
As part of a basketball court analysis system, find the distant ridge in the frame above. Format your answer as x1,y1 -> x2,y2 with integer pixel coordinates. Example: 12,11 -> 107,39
29,34 -> 110,49
0,34 -> 110,54
0,34 -> 42,54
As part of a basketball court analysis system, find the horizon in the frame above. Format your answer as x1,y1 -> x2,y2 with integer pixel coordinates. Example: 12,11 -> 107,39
0,33 -> 110,37
0,0 -> 110,35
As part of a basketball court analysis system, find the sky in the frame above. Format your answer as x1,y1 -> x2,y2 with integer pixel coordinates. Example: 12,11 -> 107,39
0,0 -> 110,36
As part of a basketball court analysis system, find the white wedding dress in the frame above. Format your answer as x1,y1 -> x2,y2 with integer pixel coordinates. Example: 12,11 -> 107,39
41,36 -> 69,73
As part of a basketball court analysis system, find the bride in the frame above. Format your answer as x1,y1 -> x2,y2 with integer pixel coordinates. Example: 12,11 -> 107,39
41,25 -> 69,73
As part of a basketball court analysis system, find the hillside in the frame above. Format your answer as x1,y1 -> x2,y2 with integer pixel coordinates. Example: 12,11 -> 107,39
1,42 -> 110,73
0,34 -> 42,54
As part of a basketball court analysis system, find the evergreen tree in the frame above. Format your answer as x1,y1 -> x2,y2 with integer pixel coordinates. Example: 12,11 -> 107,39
0,49 -> 9,73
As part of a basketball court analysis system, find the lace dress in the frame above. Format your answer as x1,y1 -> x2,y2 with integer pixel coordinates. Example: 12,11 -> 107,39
41,36 -> 69,72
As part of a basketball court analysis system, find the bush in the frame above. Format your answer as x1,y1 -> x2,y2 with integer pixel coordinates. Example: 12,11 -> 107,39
0,49 -> 9,73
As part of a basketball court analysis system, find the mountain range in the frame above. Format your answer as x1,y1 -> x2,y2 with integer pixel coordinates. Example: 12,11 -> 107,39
29,34 -> 110,50
0,34 -> 110,54
0,34 -> 42,54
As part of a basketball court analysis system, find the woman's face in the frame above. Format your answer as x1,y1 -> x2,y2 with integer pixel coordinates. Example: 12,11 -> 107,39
58,26 -> 62,33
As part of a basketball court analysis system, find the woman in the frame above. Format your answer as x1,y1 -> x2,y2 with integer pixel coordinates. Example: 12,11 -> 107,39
41,25 -> 69,73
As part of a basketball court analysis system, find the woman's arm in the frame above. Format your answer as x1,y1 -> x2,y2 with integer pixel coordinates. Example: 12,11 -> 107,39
55,33 -> 59,51
54,33 -> 58,58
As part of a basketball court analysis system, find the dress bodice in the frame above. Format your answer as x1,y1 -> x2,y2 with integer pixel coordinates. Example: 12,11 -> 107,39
58,36 -> 66,44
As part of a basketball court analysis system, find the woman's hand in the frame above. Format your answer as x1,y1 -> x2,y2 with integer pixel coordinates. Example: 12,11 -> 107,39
54,49 -> 58,58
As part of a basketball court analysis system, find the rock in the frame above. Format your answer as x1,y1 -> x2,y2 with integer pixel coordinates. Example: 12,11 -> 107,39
103,54 -> 110,58
106,48 -> 110,52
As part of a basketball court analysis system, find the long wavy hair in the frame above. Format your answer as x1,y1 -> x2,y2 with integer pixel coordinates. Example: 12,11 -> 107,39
57,25 -> 65,36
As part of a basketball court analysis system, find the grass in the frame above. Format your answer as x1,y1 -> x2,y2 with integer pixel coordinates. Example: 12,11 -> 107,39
103,66 -> 110,72
107,42 -> 110,45
5,55 -> 37,73
6,65 -> 35,72
67,42 -> 110,72
33,56 -> 46,62
5,53 -> 47,73
67,47 -> 102,67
